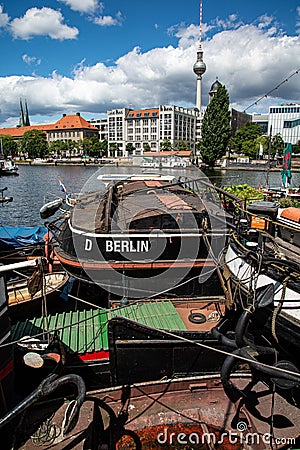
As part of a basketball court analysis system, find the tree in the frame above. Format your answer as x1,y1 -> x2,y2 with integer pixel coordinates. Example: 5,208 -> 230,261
109,142 -> 119,157
176,140 -> 189,151
271,134 -> 285,158
231,122 -> 263,158
99,139 -> 108,157
160,139 -> 172,151
200,85 -> 231,168
126,143 -> 136,155
0,135 -> 18,158
20,129 -> 48,159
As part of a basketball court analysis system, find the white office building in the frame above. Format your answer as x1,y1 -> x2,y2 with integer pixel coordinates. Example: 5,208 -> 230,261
268,104 -> 300,145
90,105 -> 199,157
253,104 -> 300,145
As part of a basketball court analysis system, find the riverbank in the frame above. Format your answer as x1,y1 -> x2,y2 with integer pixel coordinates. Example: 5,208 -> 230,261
15,158 -> 300,172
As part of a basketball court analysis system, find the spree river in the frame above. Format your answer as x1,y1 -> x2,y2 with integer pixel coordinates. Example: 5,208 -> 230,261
1,164 -> 299,227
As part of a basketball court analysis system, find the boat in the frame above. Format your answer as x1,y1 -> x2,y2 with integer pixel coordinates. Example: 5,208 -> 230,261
219,199 -> 300,354
48,173 -> 232,301
4,294 -> 300,449
0,156 -> 19,176
2,252 -> 300,448
7,268 -> 69,321
141,155 -> 188,168
0,271 -> 14,421
11,294 -> 228,389
0,225 -> 54,265
0,187 -> 13,204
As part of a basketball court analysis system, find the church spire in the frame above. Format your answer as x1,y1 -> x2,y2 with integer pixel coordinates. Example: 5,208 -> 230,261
19,98 -> 25,127
24,99 -> 30,126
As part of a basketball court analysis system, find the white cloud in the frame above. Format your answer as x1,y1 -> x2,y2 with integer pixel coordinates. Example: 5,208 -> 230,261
1,15 -> 300,126
10,7 -> 79,40
93,11 -> 123,27
22,54 -> 41,65
58,0 -> 103,14
0,5 -> 9,28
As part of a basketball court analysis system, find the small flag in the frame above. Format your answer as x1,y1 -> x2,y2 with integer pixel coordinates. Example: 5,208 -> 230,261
281,143 -> 292,187
58,176 -> 67,194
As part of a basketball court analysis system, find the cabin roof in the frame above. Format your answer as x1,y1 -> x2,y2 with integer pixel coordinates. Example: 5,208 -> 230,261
11,301 -> 187,354
279,206 -> 300,223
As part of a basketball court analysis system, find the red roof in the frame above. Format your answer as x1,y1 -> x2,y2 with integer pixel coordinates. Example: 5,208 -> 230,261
0,113 -> 98,138
126,108 -> 159,119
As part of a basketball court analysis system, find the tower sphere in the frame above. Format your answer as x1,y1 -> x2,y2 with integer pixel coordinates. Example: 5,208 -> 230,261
193,58 -> 206,77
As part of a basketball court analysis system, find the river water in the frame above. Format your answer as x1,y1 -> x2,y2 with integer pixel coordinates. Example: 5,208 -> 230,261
1,164 -> 299,227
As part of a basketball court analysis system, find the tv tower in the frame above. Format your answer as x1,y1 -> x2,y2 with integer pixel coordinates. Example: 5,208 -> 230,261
193,0 -> 206,112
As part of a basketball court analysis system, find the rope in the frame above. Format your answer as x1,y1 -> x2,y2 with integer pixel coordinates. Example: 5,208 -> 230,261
271,276 -> 289,344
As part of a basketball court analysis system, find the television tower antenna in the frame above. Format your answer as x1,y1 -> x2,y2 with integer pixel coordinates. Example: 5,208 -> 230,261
193,0 -> 206,111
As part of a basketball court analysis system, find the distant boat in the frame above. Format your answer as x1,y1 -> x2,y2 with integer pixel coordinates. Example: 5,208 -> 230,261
141,155 -> 188,168
0,157 -> 19,176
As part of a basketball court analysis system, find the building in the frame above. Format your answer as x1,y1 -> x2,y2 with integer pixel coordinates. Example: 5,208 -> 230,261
0,112 -> 99,147
252,113 -> 269,134
89,105 -> 199,157
268,104 -> 300,144
252,104 -> 300,144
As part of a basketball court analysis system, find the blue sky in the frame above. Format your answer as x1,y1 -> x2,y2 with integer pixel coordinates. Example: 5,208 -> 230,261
0,0 -> 300,127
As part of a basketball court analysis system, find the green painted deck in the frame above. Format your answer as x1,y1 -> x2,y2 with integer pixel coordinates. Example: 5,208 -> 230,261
11,301 -> 187,355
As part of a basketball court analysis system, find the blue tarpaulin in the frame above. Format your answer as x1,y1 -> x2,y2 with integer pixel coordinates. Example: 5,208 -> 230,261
0,226 -> 50,248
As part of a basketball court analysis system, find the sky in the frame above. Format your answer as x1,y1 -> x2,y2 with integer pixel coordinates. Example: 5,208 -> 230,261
0,0 -> 300,128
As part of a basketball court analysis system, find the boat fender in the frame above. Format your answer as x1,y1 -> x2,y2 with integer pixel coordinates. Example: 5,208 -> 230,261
188,312 -> 206,324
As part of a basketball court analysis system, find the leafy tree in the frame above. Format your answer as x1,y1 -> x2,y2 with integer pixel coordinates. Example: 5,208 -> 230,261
99,139 -> 108,157
231,122 -> 263,158
200,85 -> 231,168
271,133 -> 285,158
126,143 -> 136,155
176,140 -> 189,151
109,142 -> 119,157
160,139 -> 172,151
49,140 -> 68,157
0,135 -> 18,158
20,129 -> 48,159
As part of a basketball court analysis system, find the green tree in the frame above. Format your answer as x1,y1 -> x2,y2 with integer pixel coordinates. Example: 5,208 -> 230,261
0,135 -> 18,158
126,143 -> 136,155
231,122 -> 263,158
271,134 -> 285,158
99,139 -> 108,157
109,142 -> 119,157
20,129 -> 48,159
176,140 -> 189,151
160,139 -> 172,151
200,85 -> 231,168
49,140 -> 68,157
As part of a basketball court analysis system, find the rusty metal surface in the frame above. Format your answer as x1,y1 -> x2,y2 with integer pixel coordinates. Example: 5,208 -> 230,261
15,374 -> 300,449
